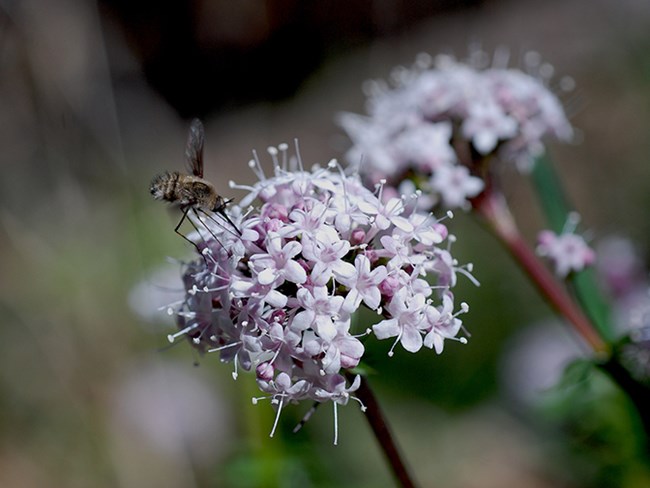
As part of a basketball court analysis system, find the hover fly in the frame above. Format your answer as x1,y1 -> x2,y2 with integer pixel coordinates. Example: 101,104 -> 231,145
150,119 -> 240,243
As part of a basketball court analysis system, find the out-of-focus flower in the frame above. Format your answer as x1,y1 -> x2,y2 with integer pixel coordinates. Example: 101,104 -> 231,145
536,227 -> 595,278
109,359 -> 230,472
340,51 -> 573,210
595,236 -> 647,299
158,144 -> 474,437
500,322 -> 584,408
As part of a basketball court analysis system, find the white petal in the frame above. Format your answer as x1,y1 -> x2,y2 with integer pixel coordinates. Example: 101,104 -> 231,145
257,267 -> 278,285
433,334 -> 444,354
338,337 -> 364,360
342,288 -> 362,314
473,131 -> 497,154
372,319 -> 399,340
291,310 -> 314,331
401,326 -> 423,353
315,317 -> 338,342
391,216 -> 414,232
265,289 -> 287,308
361,287 -> 381,310
284,260 -> 307,284
357,200 -> 379,214
282,241 -> 302,259
333,261 -> 356,280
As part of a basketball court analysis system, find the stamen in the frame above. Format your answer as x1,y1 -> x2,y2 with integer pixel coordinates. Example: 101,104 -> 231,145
333,402 -> 339,446
492,45 -> 510,69
251,395 -> 272,405
376,179 -> 387,202
250,150 -> 267,181
207,341 -> 241,353
524,51 -> 542,70
267,146 -> 279,170
457,266 -> 481,287
563,211 -> 581,234
269,395 -> 284,438
388,330 -> 402,357
559,76 -> 576,93
539,63 -> 555,82
167,323 -> 199,343
293,139 -> 304,172
229,181 -> 255,192
352,328 -> 372,339
158,300 -> 184,312
278,143 -> 289,171
415,52 -> 432,69
350,395 -> 367,412
232,352 -> 239,380
177,311 -> 197,319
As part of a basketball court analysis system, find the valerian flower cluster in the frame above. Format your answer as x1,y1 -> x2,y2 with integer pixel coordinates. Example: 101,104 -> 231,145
340,52 -> 574,209
167,146 -> 472,430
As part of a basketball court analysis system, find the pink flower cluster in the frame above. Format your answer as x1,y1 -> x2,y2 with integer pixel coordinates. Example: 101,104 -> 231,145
537,229 -> 595,277
169,146 -> 472,419
536,213 -> 595,278
340,52 -> 574,209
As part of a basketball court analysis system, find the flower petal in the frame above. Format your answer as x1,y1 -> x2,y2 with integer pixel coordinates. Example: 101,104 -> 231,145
372,318 -> 399,340
400,326 -> 423,353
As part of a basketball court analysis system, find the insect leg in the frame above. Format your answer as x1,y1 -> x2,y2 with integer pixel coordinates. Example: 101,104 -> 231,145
216,201 -> 242,236
175,206 -> 214,258
174,206 -> 199,249
197,207 -> 241,239
293,401 -> 320,433
192,208 -> 226,249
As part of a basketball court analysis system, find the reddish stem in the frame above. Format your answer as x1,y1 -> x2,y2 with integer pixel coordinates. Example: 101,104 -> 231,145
472,190 -> 609,355
346,373 -> 418,488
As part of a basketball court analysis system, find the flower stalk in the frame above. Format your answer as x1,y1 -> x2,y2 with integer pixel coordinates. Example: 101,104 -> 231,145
346,372 -> 418,488
471,188 -> 609,356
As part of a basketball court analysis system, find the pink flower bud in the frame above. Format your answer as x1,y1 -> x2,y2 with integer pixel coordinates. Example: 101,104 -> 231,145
262,203 -> 289,222
256,362 -> 274,381
351,228 -> 366,245
379,275 -> 400,297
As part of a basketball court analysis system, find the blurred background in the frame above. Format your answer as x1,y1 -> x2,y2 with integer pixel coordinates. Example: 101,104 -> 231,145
1,0 -> 650,486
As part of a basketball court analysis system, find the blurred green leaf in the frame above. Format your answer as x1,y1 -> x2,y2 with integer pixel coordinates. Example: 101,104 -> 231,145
539,359 -> 650,488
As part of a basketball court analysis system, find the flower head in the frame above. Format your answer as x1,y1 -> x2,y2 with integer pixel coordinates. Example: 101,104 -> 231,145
340,50 -> 573,210
162,144 -> 474,433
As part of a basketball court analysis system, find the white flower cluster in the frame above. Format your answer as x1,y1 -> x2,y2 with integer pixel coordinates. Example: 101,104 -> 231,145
168,145 -> 473,428
340,52 -> 574,209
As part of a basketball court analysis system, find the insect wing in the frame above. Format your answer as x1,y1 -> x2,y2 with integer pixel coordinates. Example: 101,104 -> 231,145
184,118 -> 205,177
